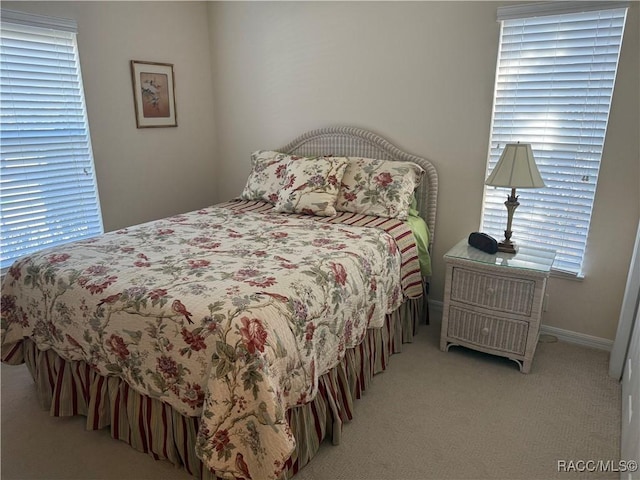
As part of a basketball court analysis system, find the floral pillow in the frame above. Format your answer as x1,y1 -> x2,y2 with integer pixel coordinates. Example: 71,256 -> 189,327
335,157 -> 424,220
241,150 -> 302,204
274,157 -> 349,216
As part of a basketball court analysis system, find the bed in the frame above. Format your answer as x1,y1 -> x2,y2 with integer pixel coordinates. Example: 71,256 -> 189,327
1,126 -> 438,480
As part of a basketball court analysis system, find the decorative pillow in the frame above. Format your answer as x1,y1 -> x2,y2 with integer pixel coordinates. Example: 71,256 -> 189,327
335,157 -> 424,219
241,150 -> 302,204
274,157 -> 349,216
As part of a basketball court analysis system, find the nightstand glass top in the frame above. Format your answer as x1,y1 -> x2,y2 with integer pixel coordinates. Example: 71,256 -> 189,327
445,238 -> 556,273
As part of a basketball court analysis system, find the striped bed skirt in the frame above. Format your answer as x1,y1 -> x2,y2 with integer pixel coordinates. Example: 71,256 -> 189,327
19,298 -> 421,479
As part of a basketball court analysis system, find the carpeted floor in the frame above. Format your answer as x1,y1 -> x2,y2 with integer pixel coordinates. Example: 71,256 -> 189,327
1,313 -> 621,480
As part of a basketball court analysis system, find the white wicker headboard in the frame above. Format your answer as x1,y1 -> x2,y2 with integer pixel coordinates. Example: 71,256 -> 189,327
279,126 -> 438,249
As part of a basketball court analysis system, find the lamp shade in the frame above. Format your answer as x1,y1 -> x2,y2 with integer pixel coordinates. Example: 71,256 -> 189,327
485,143 -> 545,188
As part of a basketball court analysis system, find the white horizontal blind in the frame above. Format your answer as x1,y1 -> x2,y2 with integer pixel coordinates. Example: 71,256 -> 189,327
481,6 -> 627,276
1,12 -> 103,271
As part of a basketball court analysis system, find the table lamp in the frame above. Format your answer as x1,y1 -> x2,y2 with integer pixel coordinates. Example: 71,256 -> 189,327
485,143 -> 545,253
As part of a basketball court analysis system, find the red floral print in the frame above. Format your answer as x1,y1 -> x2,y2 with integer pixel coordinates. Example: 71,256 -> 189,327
48,253 -> 70,264
275,164 -> 287,179
343,191 -> 357,202
344,318 -> 353,343
283,174 -> 296,189
330,262 -> 347,286
312,238 -> 332,247
387,237 -> 398,255
84,265 -> 109,276
106,334 -> 130,359
8,263 -> 21,280
234,268 -> 260,281
239,316 -> 268,354
79,275 -> 117,294
234,395 -> 248,413
374,171 -> 393,187
1,295 -> 16,316
148,288 -> 168,301
293,300 -> 308,320
188,259 -> 211,269
169,214 -> 189,223
181,382 -> 205,408
157,355 -> 179,378
246,276 -> 276,288
305,323 -> 315,342
181,327 -> 207,351
212,429 -> 231,453
1,295 -> 28,327
190,236 -> 211,244
133,257 -> 153,268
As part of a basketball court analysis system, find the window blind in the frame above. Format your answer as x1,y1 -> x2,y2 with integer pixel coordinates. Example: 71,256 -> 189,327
480,6 -> 627,276
1,11 -> 103,271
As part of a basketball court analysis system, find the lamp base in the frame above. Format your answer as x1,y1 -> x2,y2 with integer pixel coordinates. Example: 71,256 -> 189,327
497,241 -> 517,254
498,189 -> 520,255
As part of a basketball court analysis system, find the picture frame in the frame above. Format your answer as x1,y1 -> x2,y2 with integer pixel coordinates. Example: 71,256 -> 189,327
130,60 -> 177,128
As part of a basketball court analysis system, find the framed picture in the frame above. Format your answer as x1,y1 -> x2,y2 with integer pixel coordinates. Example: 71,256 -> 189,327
130,60 -> 177,128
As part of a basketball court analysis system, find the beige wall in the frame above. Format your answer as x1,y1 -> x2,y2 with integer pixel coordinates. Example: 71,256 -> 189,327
207,1 -> 640,341
3,1 -> 218,232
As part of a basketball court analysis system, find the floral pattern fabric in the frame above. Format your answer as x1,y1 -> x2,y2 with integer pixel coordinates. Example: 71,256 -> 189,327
1,203 -> 410,480
274,157 -> 348,216
241,150 -> 324,205
335,157 -> 424,220
240,150 -> 295,204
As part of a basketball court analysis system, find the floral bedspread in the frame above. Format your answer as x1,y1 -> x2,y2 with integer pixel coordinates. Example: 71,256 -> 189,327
1,203 -> 412,480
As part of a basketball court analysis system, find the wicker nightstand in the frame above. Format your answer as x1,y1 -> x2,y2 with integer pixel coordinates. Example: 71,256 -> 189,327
440,239 -> 555,373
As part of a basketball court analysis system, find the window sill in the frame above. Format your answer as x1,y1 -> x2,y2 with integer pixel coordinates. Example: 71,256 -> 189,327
550,269 -> 585,282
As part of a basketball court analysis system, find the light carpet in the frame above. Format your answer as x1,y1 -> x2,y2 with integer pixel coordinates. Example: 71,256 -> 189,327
1,314 -> 620,480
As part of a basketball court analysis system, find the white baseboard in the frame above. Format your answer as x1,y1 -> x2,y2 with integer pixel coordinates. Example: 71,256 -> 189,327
539,325 -> 613,351
427,300 -> 613,351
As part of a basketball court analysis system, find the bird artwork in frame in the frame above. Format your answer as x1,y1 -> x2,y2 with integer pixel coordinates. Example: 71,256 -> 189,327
130,60 -> 177,128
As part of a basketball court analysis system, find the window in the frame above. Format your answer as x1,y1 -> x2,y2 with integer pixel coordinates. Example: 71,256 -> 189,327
1,10 -> 103,271
480,2 -> 628,276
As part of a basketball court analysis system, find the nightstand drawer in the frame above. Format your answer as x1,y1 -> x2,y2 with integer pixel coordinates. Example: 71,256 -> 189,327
447,305 -> 528,355
450,267 -> 536,316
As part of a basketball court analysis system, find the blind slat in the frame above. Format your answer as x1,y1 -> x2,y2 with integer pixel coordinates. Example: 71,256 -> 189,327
481,6 -> 627,276
1,14 -> 103,270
